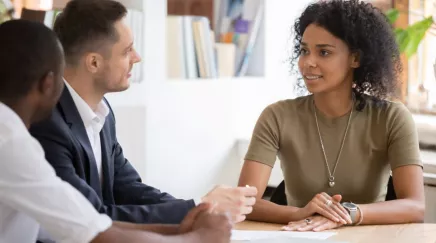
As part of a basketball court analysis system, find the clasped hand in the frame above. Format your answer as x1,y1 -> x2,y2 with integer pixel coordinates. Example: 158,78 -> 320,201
283,193 -> 352,232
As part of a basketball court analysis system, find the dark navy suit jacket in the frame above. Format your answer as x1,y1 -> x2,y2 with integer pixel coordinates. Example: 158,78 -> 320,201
30,88 -> 195,224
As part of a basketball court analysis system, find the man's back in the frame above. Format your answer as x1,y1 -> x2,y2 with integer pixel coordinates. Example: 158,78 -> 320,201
0,102 -> 40,242
0,102 -> 113,243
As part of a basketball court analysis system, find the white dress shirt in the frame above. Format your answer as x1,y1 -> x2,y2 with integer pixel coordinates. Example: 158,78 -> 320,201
64,81 -> 109,180
0,102 -> 112,243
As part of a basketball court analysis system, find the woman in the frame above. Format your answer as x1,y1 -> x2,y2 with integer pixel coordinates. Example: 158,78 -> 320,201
238,0 -> 425,232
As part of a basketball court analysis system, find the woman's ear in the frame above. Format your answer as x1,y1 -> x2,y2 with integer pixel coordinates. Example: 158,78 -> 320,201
351,50 -> 361,68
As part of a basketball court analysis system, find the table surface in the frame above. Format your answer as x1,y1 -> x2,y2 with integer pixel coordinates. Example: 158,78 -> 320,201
234,220 -> 436,243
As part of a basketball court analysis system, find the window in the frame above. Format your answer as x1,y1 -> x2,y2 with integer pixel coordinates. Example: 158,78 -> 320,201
406,0 -> 436,114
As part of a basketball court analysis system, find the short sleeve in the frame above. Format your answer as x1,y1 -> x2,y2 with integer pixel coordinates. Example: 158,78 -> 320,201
244,104 -> 281,167
387,103 -> 423,170
0,136 -> 112,243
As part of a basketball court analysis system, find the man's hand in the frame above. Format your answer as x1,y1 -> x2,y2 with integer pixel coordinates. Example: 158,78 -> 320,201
178,203 -> 213,234
282,215 -> 344,232
191,208 -> 232,243
201,185 -> 258,223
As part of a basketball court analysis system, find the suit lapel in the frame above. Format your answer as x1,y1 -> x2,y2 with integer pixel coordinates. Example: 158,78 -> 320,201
58,88 -> 103,199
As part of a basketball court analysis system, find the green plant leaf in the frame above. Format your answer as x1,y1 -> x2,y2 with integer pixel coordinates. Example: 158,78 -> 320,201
386,9 -> 400,24
404,31 -> 426,58
394,28 -> 409,53
404,16 -> 433,57
408,16 -> 433,32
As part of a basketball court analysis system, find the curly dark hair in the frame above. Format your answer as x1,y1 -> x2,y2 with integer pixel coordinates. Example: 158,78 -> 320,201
290,0 -> 402,110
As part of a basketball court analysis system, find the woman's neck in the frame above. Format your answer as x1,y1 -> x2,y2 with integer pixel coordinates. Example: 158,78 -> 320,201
313,89 -> 353,118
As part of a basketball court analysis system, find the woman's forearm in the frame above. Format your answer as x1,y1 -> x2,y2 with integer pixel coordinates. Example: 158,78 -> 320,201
358,199 -> 425,225
247,199 -> 305,224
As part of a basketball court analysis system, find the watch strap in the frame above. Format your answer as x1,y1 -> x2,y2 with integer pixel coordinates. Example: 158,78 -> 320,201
349,207 -> 358,224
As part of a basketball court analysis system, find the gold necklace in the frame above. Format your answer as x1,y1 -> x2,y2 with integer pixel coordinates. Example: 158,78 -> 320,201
313,101 -> 353,188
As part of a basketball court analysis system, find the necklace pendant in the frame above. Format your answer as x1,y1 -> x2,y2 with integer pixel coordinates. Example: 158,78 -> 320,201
328,176 -> 335,187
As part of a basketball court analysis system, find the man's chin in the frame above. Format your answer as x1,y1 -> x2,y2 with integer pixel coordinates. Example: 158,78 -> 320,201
110,81 -> 130,93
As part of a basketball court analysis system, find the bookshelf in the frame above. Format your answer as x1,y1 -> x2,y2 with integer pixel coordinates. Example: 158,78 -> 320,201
166,0 -> 266,81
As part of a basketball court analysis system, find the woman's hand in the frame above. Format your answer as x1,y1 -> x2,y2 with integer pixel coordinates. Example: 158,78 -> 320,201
298,193 -> 352,224
282,215 -> 344,232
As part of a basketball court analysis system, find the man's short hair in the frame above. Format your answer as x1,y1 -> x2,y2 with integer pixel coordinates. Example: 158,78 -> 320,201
53,0 -> 127,65
0,20 -> 63,101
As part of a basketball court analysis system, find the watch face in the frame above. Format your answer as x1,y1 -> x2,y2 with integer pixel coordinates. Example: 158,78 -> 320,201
342,202 -> 357,210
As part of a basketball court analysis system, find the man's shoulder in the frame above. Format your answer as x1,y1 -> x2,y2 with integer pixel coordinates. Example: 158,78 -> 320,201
28,104 -> 74,149
0,122 -> 41,165
0,122 -> 29,149
30,105 -> 67,132
0,105 -> 29,147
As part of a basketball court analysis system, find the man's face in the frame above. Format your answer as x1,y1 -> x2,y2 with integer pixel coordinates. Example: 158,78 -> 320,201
94,18 -> 141,93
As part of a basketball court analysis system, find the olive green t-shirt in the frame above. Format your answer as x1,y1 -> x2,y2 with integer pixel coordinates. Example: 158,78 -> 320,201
245,95 -> 422,207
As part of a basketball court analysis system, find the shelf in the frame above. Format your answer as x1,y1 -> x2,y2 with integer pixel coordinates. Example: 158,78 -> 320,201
166,0 -> 265,80
167,76 -> 266,83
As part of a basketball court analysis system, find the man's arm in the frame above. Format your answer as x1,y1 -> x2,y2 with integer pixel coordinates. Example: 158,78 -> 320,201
94,203 -> 232,243
0,137 -> 112,243
30,118 -> 194,224
112,221 -> 179,235
102,104 -> 190,206
111,140 -> 186,205
92,226 -> 201,243
0,136 -> 229,243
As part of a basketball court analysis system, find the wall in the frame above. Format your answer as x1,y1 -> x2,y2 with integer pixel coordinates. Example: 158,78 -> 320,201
106,0 -> 312,199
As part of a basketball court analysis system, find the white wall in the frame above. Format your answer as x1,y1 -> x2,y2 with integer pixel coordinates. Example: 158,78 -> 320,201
106,0 -> 312,199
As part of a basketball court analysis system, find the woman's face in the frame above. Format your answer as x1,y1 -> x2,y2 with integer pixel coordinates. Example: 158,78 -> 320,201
298,24 -> 360,94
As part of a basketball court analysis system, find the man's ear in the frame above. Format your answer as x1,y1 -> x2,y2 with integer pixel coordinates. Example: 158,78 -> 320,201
351,50 -> 361,68
85,52 -> 104,74
38,71 -> 55,96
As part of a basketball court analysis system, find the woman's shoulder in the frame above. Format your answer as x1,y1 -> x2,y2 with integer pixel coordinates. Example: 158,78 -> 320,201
364,97 -> 411,119
264,95 -> 312,114
362,97 -> 414,130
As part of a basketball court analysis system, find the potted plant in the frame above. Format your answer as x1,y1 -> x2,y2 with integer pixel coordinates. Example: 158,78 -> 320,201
386,8 -> 434,58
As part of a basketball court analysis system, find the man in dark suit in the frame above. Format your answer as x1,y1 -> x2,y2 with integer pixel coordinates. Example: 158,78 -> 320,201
30,0 -> 256,225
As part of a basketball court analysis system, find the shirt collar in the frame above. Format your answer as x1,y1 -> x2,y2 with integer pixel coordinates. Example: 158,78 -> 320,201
63,79 -> 109,128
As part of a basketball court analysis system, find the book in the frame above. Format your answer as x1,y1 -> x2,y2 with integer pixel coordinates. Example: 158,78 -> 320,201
167,0 -> 214,29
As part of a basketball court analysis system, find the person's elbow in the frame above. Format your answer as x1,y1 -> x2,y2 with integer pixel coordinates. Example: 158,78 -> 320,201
409,199 -> 425,223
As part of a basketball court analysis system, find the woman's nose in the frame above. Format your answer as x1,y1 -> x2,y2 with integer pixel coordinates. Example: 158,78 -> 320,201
304,56 -> 317,68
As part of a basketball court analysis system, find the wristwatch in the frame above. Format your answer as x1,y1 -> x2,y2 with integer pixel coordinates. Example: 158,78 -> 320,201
341,202 -> 358,225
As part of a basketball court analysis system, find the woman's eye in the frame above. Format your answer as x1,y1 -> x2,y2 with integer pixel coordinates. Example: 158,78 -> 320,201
320,50 -> 330,56
299,49 -> 308,55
